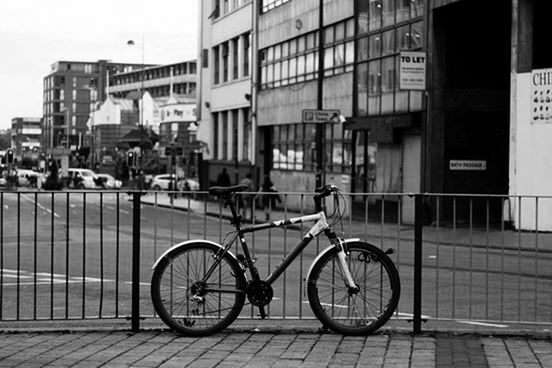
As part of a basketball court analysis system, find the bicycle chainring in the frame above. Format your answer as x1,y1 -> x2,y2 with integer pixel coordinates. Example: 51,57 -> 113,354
245,280 -> 273,306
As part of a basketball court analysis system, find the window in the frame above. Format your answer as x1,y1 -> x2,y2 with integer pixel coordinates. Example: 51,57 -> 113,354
243,33 -> 250,76
243,108 -> 250,161
213,46 -> 220,84
222,112 -> 228,159
232,110 -> 239,160
261,19 -> 354,89
355,0 -> 423,116
213,113 -> 219,158
232,38 -> 239,79
222,43 -> 229,82
261,0 -> 291,13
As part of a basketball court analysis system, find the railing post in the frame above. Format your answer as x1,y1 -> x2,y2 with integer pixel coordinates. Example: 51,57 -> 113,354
131,191 -> 141,332
413,194 -> 423,334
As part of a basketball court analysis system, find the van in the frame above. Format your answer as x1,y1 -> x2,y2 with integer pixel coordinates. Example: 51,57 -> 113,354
60,168 -> 101,189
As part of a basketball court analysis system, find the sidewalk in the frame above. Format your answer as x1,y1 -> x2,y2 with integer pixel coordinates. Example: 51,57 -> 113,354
1,327 -> 550,367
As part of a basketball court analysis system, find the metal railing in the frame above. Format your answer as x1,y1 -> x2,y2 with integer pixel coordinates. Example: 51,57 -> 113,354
0,189 -> 551,333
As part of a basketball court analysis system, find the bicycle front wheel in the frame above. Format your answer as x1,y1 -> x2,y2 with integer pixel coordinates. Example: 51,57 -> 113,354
151,242 -> 247,336
307,241 -> 400,335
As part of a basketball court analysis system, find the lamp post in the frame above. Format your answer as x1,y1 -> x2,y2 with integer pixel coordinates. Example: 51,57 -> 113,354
127,38 -> 145,164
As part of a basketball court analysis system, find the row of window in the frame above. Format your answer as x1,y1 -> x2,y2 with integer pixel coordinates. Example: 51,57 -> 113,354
212,0 -> 251,19
272,123 -> 352,173
212,108 -> 251,161
260,19 -> 357,89
262,0 -> 291,13
213,33 -> 251,85
358,0 -> 424,33
357,21 -> 423,61
111,62 -> 197,86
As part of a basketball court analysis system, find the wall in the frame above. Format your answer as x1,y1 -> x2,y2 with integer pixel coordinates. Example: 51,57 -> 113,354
510,71 -> 552,231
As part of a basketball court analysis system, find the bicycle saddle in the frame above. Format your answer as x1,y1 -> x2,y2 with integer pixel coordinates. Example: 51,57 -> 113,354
209,184 -> 248,197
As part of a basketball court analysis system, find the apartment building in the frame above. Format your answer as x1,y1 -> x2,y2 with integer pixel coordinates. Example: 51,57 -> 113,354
42,60 -> 149,154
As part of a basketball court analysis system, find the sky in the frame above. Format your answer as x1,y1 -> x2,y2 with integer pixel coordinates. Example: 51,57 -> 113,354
0,0 -> 199,131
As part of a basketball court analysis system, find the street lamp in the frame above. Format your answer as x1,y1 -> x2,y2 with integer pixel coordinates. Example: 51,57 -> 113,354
127,37 -> 146,189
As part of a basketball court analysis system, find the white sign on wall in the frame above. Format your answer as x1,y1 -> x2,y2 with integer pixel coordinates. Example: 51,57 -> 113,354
531,68 -> 552,124
449,160 -> 487,171
399,51 -> 427,90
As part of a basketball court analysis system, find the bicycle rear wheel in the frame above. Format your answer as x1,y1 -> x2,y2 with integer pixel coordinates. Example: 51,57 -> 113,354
151,242 -> 246,336
307,241 -> 400,335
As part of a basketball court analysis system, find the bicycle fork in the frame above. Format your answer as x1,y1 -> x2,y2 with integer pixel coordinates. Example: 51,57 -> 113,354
328,232 -> 359,293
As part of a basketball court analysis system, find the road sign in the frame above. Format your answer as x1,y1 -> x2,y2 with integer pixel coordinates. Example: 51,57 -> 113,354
399,51 -> 426,90
302,109 -> 341,123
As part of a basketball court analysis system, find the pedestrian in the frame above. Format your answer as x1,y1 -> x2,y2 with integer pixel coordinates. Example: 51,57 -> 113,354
238,173 -> 255,220
216,168 -> 231,187
255,175 -> 281,221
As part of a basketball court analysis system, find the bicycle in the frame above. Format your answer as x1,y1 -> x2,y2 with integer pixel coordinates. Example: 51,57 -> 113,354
150,184 -> 400,336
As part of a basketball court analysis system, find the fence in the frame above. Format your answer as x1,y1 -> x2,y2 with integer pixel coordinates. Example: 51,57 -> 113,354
0,189 -> 551,333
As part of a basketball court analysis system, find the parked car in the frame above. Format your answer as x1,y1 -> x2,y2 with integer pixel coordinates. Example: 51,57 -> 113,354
59,168 -> 101,189
150,174 -> 199,192
96,173 -> 122,189
16,169 -> 42,187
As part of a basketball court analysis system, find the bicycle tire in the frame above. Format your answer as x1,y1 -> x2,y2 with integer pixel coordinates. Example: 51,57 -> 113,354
151,242 -> 247,336
307,241 -> 400,335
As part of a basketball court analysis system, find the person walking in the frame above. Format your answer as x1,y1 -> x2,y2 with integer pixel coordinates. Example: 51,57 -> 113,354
216,168 -> 231,187
255,175 -> 281,221
238,173 -> 255,220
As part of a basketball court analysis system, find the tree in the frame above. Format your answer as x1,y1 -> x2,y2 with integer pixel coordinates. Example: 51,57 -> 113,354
0,133 -> 10,150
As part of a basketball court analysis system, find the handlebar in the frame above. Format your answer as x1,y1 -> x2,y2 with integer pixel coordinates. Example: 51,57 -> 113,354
313,184 -> 339,212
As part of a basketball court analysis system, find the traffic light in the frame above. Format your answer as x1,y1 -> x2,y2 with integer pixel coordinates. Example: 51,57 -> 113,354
127,151 -> 135,167
6,149 -> 14,164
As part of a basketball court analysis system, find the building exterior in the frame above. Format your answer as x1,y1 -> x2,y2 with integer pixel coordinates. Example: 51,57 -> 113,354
10,117 -> 42,168
196,0 -> 518,224
109,60 -> 197,100
42,60 -> 150,155
197,0 -> 254,187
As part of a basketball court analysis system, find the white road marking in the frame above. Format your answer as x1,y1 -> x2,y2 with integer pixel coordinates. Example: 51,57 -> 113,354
456,320 -> 508,328
21,194 -> 60,218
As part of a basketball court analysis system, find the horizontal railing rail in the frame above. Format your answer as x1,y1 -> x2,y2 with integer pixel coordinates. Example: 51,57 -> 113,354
0,188 -> 551,333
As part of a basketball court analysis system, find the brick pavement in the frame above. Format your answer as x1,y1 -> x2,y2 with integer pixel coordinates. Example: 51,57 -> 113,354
0,330 -> 551,368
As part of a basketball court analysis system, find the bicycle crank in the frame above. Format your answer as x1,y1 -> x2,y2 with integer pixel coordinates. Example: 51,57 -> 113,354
245,280 -> 273,306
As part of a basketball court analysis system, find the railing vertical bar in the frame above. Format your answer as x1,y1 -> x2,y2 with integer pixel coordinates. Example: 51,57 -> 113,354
299,194 -> 304,318
396,196 -> 401,274
452,197 -> 456,320
50,193 -> 54,320
500,198 -> 506,321
99,193 -> 104,318
131,192 -> 141,332
65,193 -> 70,319
170,193 -> 174,245
115,193 -> 120,317
485,198 -> 490,320
267,199 -> 272,318
17,193 -> 21,320
468,198 -> 473,319
380,195 -> 385,250
534,197 -> 539,322
0,193 -> 3,319
153,193 -> 158,262
413,194 -> 423,334
203,193 -> 208,240
435,196 -> 440,319
283,193 -> 288,319
187,195 -> 191,241
82,192 -> 86,319
517,196 -> 522,322
33,192 -> 38,320
364,195 -> 368,241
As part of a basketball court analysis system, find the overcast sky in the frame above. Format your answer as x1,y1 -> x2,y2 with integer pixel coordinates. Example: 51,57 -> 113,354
0,0 -> 199,130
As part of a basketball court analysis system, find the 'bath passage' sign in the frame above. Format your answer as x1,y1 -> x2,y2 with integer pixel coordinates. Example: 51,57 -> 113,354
531,68 -> 552,124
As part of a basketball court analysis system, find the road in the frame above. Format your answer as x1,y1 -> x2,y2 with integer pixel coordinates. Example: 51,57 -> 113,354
1,190 -> 551,330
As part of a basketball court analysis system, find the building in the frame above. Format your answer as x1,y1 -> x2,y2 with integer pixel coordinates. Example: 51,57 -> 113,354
42,60 -> 152,155
109,60 -> 197,100
197,0 -> 254,187
10,117 -> 42,168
